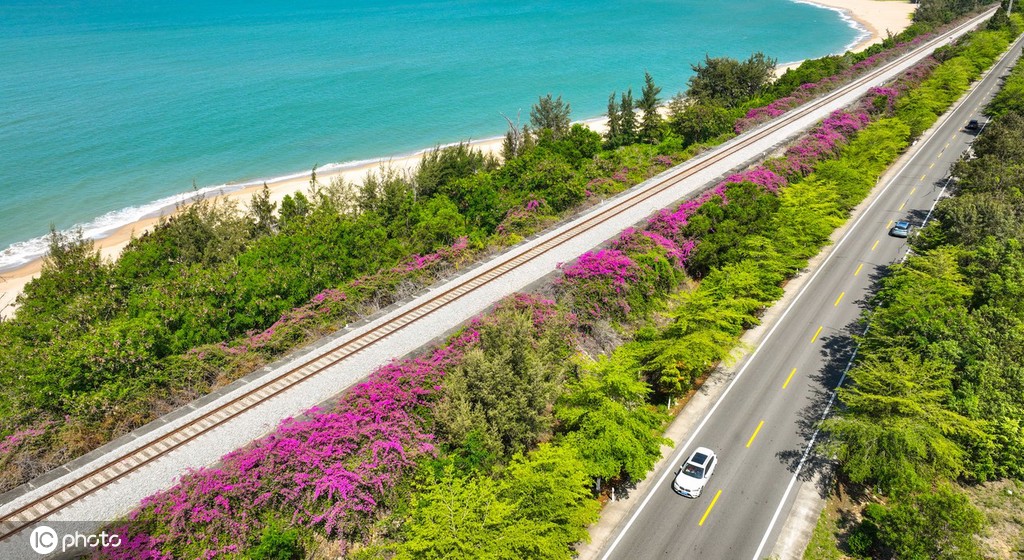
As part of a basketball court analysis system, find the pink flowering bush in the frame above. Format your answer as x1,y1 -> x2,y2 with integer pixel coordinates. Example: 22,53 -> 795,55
556,250 -> 641,319
495,292 -> 574,330
716,166 -> 788,194
646,185 -> 728,240
495,198 -> 553,237
214,289 -> 349,357
0,421 -> 54,456
612,228 -> 695,270
734,32 -> 940,133
766,109 -> 870,179
97,329 -> 480,559
393,235 -> 471,273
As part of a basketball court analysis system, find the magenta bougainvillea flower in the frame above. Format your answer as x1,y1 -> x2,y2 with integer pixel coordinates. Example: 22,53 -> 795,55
99,328 -> 480,559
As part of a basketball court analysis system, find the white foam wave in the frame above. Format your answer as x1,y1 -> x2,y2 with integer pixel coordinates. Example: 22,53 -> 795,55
0,143 -> 511,273
789,0 -> 873,52
0,182 -> 234,272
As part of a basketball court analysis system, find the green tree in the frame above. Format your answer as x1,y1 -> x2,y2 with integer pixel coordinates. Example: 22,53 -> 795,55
248,519 -> 304,560
618,89 -> 638,145
530,94 -> 572,139
396,445 -> 597,560
278,191 -> 311,230
557,351 -> 670,481
868,485 -> 985,560
16,227 -> 107,323
415,143 -> 490,199
247,183 -> 278,237
395,466 -> 533,560
686,52 -> 777,108
410,195 -> 468,251
605,92 -> 621,148
822,353 -> 985,494
500,444 -> 600,552
667,98 -> 736,145
434,311 -> 564,459
637,72 -> 663,143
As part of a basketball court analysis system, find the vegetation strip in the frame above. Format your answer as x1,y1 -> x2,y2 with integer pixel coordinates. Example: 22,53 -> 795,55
70,6 -> 1017,558
0,2 -> 1011,559
814,10 -> 1024,559
0,21 -> 953,537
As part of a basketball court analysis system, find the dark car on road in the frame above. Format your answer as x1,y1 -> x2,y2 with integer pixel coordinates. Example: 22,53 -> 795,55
890,220 -> 912,238
966,119 -> 981,132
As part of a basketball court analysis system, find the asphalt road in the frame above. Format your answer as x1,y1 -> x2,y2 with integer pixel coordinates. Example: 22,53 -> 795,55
599,32 -> 1024,560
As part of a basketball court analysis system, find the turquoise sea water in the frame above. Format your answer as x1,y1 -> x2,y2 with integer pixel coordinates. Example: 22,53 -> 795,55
0,0 -> 862,270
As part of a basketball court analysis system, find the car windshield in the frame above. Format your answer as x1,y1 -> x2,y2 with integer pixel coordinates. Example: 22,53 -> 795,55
682,463 -> 704,478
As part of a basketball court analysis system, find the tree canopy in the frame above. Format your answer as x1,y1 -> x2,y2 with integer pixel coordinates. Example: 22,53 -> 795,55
686,52 -> 777,108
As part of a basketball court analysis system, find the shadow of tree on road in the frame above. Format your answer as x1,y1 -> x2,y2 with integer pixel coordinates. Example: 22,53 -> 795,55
773,258 -> 897,498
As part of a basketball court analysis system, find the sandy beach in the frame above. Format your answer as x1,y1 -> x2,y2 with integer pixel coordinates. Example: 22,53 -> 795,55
0,0 -> 916,319
809,0 -> 917,50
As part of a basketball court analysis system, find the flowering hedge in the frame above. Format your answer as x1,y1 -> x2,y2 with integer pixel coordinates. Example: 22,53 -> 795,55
555,53 -> 943,325
99,329 -> 480,559
766,109 -> 871,179
87,17 -> 1002,557
734,33 -> 935,133
556,249 -> 643,319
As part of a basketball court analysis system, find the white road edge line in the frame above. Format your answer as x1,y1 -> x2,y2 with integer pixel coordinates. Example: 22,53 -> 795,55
749,35 -> 1018,555
750,344 -> 857,560
749,173 -> 946,560
603,17 -> 1012,560
599,70 -> 940,560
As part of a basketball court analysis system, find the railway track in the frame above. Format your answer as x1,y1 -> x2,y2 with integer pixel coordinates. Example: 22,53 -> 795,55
0,8 -> 995,547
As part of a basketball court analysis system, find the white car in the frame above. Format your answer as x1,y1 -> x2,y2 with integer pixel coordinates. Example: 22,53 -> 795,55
672,447 -> 717,498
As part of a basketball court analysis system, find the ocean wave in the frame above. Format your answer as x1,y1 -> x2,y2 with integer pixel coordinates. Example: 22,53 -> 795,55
0,142 -> 513,274
0,182 -> 233,272
789,0 -> 873,52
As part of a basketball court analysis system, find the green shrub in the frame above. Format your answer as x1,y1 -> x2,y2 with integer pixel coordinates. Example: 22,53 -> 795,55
249,521 -> 304,560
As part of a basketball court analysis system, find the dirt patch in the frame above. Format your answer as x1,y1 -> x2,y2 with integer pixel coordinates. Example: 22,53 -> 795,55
964,479 -> 1024,559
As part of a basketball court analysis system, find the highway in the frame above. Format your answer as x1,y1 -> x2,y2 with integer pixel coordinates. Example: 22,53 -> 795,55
0,9 -> 1000,559
596,27 -> 1024,560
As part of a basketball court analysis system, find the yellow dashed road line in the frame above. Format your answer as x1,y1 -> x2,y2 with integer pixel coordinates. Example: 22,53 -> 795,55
783,368 -> 797,389
746,421 -> 765,448
699,490 -> 723,527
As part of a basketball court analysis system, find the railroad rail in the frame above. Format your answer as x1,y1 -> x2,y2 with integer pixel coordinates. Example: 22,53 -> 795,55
0,8 -> 994,546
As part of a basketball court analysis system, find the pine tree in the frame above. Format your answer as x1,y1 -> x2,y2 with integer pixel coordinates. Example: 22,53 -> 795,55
501,111 -> 524,160
247,183 -> 277,237
619,89 -> 637,145
529,94 -> 572,139
638,72 -> 663,143
605,92 -> 621,148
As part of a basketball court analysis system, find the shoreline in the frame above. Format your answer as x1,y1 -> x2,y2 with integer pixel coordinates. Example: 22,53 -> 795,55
0,1 -> 916,318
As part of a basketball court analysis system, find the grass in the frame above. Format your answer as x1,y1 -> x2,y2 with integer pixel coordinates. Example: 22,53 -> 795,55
964,479 -> 1024,559
804,506 -> 845,560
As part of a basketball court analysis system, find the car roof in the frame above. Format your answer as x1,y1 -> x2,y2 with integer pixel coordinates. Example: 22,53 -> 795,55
895,220 -> 910,227
688,447 -> 715,465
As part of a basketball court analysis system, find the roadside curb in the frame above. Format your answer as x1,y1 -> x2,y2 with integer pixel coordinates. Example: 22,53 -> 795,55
767,29 -> 1024,560
577,21 -> 1022,560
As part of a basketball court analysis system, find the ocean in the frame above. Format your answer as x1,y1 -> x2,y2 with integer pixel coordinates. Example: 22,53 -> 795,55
0,0 -> 863,270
